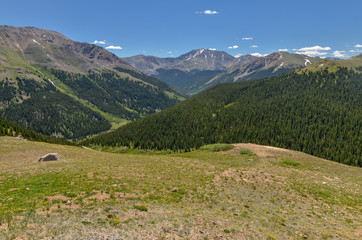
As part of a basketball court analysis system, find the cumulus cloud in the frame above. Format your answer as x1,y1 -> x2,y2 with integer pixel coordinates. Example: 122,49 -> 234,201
251,53 -> 264,57
298,46 -> 331,51
295,45 -> 331,57
92,40 -> 106,45
242,37 -> 253,40
167,51 -> 173,54
279,49 -> 288,52
250,45 -> 258,48
354,44 -> 362,48
333,51 -> 347,58
295,51 -> 328,57
209,48 -> 216,51
234,54 -> 243,58
196,10 -> 219,15
228,45 -> 239,49
105,45 -> 123,50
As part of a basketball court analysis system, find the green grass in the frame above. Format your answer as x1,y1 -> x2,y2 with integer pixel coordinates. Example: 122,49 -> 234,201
280,158 -> 301,167
0,136 -> 361,239
239,148 -> 256,156
134,205 -> 148,212
199,143 -> 234,152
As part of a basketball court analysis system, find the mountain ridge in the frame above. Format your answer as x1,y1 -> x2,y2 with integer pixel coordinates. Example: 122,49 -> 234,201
125,49 -> 258,94
125,50 -> 323,95
0,25 -> 183,139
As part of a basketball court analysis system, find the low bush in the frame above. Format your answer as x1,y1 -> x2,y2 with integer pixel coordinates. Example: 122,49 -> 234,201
199,144 -> 234,152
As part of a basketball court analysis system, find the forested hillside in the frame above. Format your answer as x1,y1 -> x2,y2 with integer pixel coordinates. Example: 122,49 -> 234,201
0,117 -> 73,145
84,67 -> 362,166
0,77 -> 111,139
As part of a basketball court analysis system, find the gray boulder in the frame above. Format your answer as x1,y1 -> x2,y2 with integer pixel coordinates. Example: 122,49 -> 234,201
38,153 -> 61,162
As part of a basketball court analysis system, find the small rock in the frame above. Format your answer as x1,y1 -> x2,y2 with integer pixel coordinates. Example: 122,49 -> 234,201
171,188 -> 179,192
66,201 -> 72,205
38,153 -> 61,162
248,159 -> 254,161
25,187 -> 29,191
322,182 -> 327,185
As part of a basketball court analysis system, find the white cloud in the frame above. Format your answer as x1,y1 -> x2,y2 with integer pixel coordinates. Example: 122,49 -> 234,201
295,46 -> 331,57
196,10 -> 219,15
295,51 -> 328,57
355,44 -> 362,48
278,49 -> 288,52
242,37 -> 253,40
234,54 -> 243,58
333,50 -> 347,58
209,48 -> 216,51
298,46 -> 331,51
350,49 -> 362,53
250,45 -> 258,48
228,45 -> 239,49
251,53 -> 264,57
105,45 -> 123,50
92,40 -> 106,45
167,51 -> 173,54
205,10 -> 218,14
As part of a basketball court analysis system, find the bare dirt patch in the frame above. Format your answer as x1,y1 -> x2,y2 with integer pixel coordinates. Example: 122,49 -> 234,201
232,143 -> 291,158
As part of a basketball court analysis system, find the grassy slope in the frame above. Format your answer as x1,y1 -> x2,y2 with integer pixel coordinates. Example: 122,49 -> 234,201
0,137 -> 361,239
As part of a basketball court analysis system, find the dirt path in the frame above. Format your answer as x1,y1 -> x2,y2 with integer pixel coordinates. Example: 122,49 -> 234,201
231,143 -> 291,158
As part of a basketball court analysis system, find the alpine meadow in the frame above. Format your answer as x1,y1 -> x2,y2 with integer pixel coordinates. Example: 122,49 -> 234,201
1,0 -> 362,239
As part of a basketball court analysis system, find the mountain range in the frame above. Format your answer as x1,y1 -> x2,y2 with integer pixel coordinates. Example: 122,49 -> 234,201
0,25 -> 184,139
125,49 -> 321,95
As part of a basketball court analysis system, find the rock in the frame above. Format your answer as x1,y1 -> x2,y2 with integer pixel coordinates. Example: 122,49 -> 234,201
171,187 -> 179,192
38,153 -> 61,162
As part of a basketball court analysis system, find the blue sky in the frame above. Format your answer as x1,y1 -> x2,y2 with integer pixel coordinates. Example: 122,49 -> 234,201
1,0 -> 362,58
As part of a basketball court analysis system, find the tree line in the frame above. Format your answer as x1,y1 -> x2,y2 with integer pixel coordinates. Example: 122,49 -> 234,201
84,67 -> 361,166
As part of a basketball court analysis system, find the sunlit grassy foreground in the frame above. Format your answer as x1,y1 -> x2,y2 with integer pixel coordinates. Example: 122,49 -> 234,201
0,137 -> 361,239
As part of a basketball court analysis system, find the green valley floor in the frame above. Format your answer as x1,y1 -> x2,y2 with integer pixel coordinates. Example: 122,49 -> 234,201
0,137 -> 361,239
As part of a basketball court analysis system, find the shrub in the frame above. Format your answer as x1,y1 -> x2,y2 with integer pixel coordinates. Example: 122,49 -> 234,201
239,148 -> 256,156
134,205 -> 148,212
199,144 -> 234,152
280,158 -> 300,166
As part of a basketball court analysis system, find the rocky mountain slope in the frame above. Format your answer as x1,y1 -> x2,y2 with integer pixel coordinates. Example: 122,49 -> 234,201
0,25 -> 184,139
125,49 -> 258,94
125,50 -> 321,95
203,52 -> 321,91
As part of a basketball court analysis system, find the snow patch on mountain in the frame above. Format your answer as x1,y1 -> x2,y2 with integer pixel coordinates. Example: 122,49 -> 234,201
33,39 -> 45,49
305,58 -> 312,66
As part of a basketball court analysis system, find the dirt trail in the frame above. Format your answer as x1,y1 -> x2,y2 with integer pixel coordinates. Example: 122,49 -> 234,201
232,143 -> 291,158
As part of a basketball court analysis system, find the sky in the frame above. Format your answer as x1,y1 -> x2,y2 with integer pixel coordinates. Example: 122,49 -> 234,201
1,0 -> 362,58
